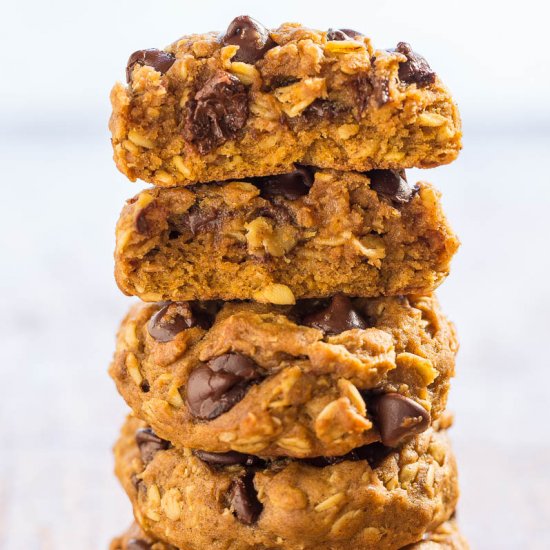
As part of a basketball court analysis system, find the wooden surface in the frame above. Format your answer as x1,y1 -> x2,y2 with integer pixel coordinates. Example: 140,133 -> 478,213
1,130 -> 549,549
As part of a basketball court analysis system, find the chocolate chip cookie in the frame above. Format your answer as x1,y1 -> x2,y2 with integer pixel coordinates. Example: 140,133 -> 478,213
109,294 -> 457,457
115,168 -> 459,303
111,518 -> 468,550
114,415 -> 459,550
110,17 -> 461,187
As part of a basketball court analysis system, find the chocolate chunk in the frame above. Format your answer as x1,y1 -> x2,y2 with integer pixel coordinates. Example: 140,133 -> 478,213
135,428 -> 170,464
352,441 -> 393,468
394,42 -> 436,87
222,16 -> 275,64
127,540 -> 151,550
302,294 -> 368,335
326,28 -> 362,41
179,206 -> 220,236
186,353 -> 262,420
228,472 -> 263,524
368,169 -> 418,205
352,73 -> 372,113
147,302 -> 213,343
126,49 -> 176,83
303,99 -> 347,122
302,455 -> 348,468
302,441 -> 391,469
194,449 -> 265,467
254,166 -> 314,200
370,393 -> 430,447
182,71 -> 249,154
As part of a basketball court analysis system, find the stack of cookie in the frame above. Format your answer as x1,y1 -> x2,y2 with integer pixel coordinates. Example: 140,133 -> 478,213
108,16 -> 466,550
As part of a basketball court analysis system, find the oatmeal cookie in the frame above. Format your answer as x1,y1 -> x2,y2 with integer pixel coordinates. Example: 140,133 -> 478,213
109,294 -> 457,457
114,416 -> 459,550
110,518 -> 467,550
115,168 -> 459,303
110,17 -> 461,186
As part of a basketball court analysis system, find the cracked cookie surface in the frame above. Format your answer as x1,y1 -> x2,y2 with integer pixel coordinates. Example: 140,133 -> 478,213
115,168 -> 459,303
110,17 -> 461,186
114,415 -> 459,550
109,294 -> 457,457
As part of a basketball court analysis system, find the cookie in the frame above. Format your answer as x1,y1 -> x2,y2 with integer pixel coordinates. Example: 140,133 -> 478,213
111,518 -> 467,550
405,519 -> 468,549
109,294 -> 457,457
110,17 -> 461,187
115,169 -> 459,303
110,522 -> 176,549
114,415 -> 459,550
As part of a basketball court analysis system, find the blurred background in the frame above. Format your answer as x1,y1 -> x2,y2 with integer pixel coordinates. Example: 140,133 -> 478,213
1,0 -> 549,548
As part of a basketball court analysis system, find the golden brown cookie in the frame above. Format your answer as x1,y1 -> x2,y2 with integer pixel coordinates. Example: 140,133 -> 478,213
110,17 -> 461,187
110,522 -> 177,549
114,416 -> 459,550
405,518 -> 468,549
115,169 -> 459,303
109,294 -> 457,458
111,518 -> 467,550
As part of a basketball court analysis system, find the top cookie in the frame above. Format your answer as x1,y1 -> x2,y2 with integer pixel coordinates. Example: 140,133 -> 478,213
110,17 -> 462,186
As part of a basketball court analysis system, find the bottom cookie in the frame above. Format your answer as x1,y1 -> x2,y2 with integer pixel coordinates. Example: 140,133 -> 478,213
110,518 -> 468,550
114,415 -> 458,550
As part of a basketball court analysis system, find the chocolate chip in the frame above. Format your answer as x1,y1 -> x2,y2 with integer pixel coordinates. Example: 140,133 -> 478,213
303,441 -> 392,469
302,99 -> 347,122
147,302 -> 213,343
302,294 -> 368,335
140,380 -> 150,393
127,540 -> 151,550
370,393 -> 430,447
368,169 -> 418,205
352,73 -> 372,113
186,353 -> 262,420
194,449 -> 265,467
228,472 -> 263,524
253,166 -> 314,200
394,42 -> 436,87
222,16 -> 275,64
326,28 -> 362,41
135,428 -> 170,464
182,71 -> 249,154
179,206 -> 220,236
126,49 -> 176,83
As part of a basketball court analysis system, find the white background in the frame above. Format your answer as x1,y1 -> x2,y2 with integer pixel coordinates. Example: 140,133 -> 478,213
1,1 -> 550,548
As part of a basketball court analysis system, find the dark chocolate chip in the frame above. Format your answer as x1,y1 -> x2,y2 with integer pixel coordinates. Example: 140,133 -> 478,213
302,441 -> 392,469
352,73 -> 372,113
326,28 -> 362,41
394,42 -> 436,87
370,393 -> 430,447
302,455 -> 348,468
140,380 -> 150,393
228,472 -> 263,524
302,294 -> 368,335
194,449 -> 265,467
368,169 -> 418,205
135,427 -> 170,464
182,71 -> 249,154
351,441 -> 393,468
222,16 -> 275,64
126,49 -> 176,83
186,353 -> 261,420
147,302 -> 213,343
180,206 -> 220,236
253,166 -> 314,200
302,99 -> 347,122
127,540 -> 151,550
